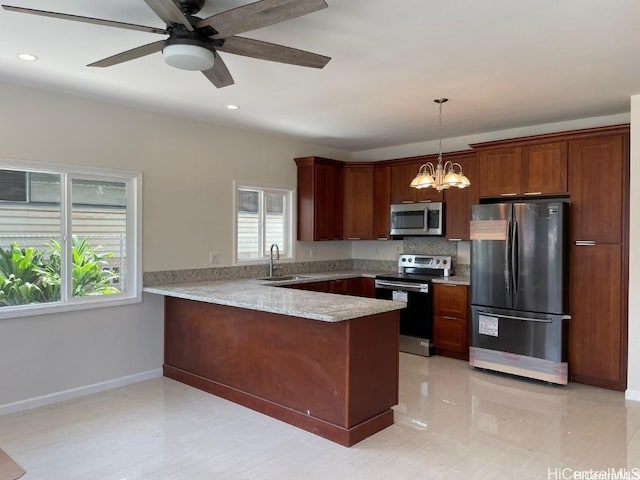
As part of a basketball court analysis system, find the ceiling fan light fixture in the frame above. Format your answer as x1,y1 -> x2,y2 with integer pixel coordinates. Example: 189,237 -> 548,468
163,43 -> 214,71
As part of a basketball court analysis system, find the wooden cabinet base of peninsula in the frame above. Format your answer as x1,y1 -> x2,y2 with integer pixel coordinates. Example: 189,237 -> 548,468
163,297 -> 400,447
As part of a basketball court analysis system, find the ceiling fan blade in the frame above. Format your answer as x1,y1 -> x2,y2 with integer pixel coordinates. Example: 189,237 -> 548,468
202,53 -> 235,88
218,36 -> 330,69
1,5 -> 168,34
197,0 -> 327,38
88,40 -> 165,67
144,0 -> 194,31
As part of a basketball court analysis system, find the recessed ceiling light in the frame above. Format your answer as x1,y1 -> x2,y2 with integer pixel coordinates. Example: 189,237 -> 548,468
17,53 -> 38,62
226,104 -> 239,110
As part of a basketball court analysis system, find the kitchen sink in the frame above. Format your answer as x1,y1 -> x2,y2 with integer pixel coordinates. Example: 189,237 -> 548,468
260,275 -> 310,282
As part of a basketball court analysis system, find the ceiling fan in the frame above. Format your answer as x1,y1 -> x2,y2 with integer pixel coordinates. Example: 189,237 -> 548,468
1,0 -> 331,88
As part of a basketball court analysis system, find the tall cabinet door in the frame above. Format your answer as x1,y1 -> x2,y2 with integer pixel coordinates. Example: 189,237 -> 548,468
568,133 -> 628,391
569,244 -> 624,389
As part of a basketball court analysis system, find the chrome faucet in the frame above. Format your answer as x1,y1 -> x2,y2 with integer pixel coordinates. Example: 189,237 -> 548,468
269,243 -> 280,277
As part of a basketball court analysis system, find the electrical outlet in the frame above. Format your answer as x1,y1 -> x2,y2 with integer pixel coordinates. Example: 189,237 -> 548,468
209,251 -> 220,265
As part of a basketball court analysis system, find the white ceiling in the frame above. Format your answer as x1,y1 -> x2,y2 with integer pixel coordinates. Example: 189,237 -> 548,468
1,0 -> 639,152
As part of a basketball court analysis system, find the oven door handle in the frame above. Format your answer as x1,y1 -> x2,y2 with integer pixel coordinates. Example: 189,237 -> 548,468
375,280 -> 430,292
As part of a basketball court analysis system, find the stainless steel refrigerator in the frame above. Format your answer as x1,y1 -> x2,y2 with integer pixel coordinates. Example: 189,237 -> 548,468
470,201 -> 570,385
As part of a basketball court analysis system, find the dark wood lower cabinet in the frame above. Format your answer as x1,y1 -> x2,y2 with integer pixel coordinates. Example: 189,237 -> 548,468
164,297 -> 399,446
569,244 -> 626,391
433,284 -> 469,360
285,277 -> 376,298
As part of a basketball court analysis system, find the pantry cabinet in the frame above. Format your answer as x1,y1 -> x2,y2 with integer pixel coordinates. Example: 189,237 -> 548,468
568,132 -> 628,391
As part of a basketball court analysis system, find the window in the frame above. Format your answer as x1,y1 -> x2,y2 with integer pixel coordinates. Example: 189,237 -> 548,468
235,185 -> 293,263
0,159 -> 142,318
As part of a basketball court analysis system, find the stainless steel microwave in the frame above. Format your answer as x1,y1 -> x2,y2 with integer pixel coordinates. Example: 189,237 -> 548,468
390,202 -> 444,236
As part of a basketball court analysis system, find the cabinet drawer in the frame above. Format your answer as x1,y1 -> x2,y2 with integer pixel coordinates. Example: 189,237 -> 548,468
433,315 -> 468,354
433,284 -> 468,318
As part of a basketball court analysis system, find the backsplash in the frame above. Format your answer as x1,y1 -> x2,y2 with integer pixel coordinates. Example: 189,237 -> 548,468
144,259 -> 354,287
403,236 -> 469,275
144,238 -> 470,287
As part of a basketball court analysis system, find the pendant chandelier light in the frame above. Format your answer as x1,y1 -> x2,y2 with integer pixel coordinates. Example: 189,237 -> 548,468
410,98 -> 471,191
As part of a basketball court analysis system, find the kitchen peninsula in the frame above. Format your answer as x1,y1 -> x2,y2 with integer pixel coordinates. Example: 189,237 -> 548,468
145,278 -> 405,447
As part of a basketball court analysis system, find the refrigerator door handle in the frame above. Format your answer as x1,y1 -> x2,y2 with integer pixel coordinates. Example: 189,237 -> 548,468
504,221 -> 511,293
511,220 -> 518,295
475,311 -> 553,323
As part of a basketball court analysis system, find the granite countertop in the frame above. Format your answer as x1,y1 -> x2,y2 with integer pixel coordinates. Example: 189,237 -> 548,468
143,270 -> 470,322
431,276 -> 471,286
144,271 -> 404,322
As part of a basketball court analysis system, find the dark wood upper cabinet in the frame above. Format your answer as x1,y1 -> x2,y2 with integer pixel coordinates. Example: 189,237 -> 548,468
569,135 -> 625,244
522,142 -> 568,195
390,157 -> 444,204
373,165 -> 391,240
390,161 -> 419,204
475,141 -> 568,198
443,152 -> 478,241
343,164 -> 374,240
295,157 -> 344,241
477,146 -> 522,197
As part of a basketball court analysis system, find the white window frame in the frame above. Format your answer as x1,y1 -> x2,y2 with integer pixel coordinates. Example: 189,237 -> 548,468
0,158 -> 142,320
234,181 -> 294,265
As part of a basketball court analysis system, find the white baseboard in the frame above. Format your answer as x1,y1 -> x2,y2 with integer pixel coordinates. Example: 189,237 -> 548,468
625,389 -> 640,402
0,368 -> 163,416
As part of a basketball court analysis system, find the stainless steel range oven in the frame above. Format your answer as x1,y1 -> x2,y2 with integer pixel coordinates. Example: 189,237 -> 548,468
375,254 -> 452,357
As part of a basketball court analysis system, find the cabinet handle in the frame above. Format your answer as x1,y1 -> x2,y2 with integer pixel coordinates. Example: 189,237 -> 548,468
347,237 -> 361,240
442,316 -> 458,320
448,238 -> 462,242
575,240 -> 596,246
524,192 -> 543,196
376,237 -> 389,241
500,193 -> 519,197
419,200 -> 432,203
441,284 -> 458,287
401,201 -> 413,204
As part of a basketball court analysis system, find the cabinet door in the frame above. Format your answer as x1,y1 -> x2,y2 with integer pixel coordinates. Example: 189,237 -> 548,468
434,316 -> 468,355
522,142 -> 568,195
390,162 -> 418,203
433,284 -> 468,318
569,244 -> 625,390
569,135 -> 625,244
478,147 -> 522,198
390,160 -> 444,204
343,166 -> 374,240
444,154 -> 478,241
328,278 -> 350,295
373,165 -> 391,239
315,162 -> 344,241
433,284 -> 469,359
286,281 -> 330,292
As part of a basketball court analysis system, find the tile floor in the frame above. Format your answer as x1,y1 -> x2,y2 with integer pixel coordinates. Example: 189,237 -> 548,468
1,354 -> 640,479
